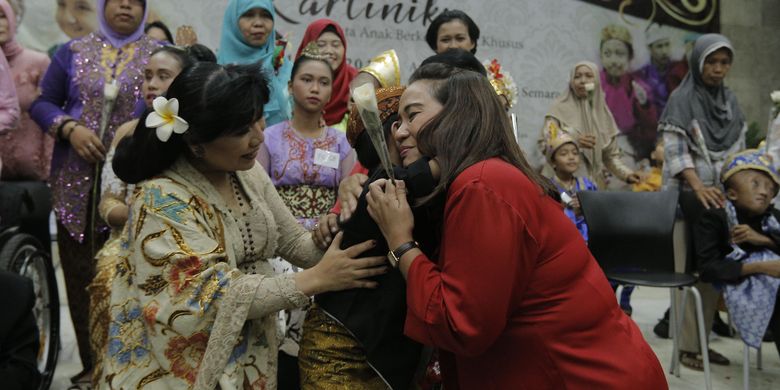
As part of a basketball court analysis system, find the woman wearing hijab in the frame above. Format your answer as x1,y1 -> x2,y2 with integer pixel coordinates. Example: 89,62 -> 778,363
218,0 -> 292,127
29,0 -> 160,383
660,33 -> 745,371
294,18 -> 357,131
539,61 -> 640,188
0,0 -> 52,181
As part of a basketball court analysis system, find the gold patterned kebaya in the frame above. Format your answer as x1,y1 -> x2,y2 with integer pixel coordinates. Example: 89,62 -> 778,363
97,157 -> 322,390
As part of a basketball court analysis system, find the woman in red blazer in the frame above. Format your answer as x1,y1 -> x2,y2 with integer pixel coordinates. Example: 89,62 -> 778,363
366,62 -> 668,390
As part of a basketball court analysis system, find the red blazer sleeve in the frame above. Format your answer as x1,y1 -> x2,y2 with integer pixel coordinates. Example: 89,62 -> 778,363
404,180 -> 538,357
330,162 -> 369,215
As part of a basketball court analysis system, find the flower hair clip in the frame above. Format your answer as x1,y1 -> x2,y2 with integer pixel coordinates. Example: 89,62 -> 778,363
145,96 -> 189,142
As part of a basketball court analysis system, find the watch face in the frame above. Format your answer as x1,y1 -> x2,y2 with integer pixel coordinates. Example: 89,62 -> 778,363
387,251 -> 398,268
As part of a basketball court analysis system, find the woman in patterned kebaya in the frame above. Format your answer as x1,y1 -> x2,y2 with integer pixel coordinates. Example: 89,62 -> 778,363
29,0 -> 159,383
100,61 -> 385,389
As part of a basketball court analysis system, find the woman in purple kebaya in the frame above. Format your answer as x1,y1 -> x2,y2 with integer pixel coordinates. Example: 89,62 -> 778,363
29,0 -> 159,383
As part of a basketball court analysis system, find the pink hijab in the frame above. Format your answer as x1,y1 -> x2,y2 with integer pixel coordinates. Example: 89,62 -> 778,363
0,0 -> 23,58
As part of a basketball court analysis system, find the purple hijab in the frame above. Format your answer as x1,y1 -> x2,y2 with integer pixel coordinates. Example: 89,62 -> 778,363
96,0 -> 149,48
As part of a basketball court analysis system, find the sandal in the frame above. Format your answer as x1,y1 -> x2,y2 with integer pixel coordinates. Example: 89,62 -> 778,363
680,349 -> 730,371
679,351 -> 704,371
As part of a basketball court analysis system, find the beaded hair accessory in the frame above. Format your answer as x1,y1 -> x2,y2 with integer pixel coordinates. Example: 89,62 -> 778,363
300,41 -> 329,61
145,96 -> 189,142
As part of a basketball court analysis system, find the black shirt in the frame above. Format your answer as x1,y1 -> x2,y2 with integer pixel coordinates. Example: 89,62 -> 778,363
694,206 -> 780,283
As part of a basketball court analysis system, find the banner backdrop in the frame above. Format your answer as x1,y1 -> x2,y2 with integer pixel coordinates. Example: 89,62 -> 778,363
15,0 -> 719,172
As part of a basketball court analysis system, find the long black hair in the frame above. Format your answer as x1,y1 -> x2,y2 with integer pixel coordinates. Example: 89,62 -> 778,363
113,62 -> 270,184
425,10 -> 480,54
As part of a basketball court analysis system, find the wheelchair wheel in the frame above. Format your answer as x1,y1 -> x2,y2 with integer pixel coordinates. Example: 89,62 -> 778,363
0,234 -> 60,390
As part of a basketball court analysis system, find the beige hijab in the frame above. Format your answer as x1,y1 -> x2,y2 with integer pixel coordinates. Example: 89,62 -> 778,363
545,61 -> 621,177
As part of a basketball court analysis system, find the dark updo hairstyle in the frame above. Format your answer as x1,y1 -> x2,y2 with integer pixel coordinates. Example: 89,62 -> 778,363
145,21 -> 174,44
420,48 -> 486,76
409,63 -> 558,201
425,10 -> 480,54
146,44 -> 216,75
113,62 -> 270,184
185,43 -> 217,63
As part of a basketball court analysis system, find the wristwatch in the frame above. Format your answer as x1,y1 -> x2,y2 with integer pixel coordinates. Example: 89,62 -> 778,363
387,241 -> 419,268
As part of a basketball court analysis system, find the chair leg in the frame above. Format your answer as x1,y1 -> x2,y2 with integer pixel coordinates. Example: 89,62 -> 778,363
690,286 -> 712,390
744,344 -> 750,390
669,288 -> 688,378
615,284 -> 623,305
757,344 -> 762,370
669,288 -> 679,376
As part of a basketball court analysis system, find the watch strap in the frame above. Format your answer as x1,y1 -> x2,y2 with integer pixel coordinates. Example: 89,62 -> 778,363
392,241 -> 419,260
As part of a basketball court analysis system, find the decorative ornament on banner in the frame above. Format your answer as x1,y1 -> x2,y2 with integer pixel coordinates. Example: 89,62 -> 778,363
16,0 -> 719,176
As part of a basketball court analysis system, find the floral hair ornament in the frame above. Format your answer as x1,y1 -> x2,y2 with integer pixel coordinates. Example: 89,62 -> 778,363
146,96 -> 189,142
483,59 -> 518,108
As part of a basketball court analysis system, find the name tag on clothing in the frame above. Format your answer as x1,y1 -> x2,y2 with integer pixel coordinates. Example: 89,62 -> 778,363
314,149 -> 340,169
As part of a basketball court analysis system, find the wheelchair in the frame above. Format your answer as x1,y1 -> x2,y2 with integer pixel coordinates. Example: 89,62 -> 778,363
0,181 -> 59,390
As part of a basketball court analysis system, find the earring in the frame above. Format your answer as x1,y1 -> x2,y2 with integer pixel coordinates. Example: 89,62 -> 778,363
192,145 -> 205,158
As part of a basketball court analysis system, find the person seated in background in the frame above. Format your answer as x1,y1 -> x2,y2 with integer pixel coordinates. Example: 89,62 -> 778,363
693,148 -> 780,361
0,271 -> 41,390
544,133 -> 596,241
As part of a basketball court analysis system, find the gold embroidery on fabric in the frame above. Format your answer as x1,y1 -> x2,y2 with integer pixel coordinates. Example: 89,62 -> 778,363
141,230 -> 173,266
138,275 -> 168,296
167,310 -> 193,328
100,43 -> 138,81
136,367 -> 167,389
168,222 -> 198,255
135,206 -> 147,238
193,272 -> 224,313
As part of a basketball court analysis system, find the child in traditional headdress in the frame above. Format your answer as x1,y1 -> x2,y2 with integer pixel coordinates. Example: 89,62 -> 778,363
690,148 -> 780,361
545,131 -> 597,241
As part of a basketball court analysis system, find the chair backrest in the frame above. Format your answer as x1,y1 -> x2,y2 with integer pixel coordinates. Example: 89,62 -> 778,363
579,190 -> 679,274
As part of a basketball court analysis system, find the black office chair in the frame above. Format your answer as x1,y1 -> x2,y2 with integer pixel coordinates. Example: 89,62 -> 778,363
579,190 -> 711,390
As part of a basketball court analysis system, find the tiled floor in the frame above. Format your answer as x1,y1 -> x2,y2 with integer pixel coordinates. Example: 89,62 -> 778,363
48,243 -> 779,389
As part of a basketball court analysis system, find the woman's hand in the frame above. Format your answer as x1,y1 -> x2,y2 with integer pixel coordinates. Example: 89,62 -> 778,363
693,185 -> 725,210
69,125 -> 106,163
295,232 -> 387,295
338,173 -> 368,221
366,179 -> 414,250
578,134 -> 597,149
312,213 -> 340,250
